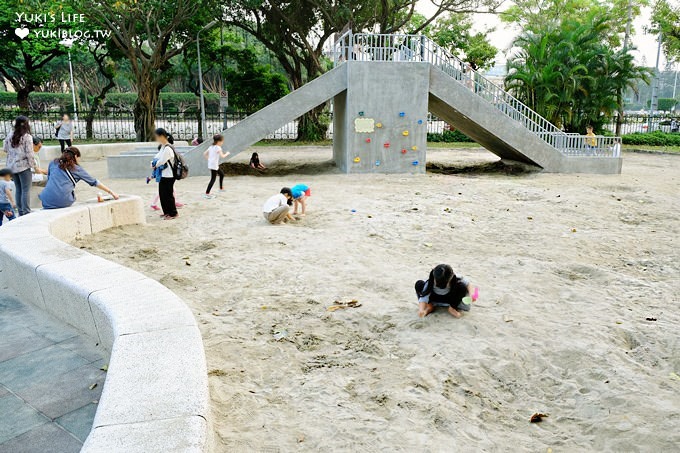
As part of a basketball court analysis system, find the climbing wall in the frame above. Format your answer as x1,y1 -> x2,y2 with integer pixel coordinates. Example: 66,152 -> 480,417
332,62 -> 430,173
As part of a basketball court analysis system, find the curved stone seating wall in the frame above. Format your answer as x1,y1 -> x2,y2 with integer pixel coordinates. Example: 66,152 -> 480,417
0,196 -> 211,452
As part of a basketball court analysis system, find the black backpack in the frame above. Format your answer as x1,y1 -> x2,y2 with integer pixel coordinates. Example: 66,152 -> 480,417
167,145 -> 189,180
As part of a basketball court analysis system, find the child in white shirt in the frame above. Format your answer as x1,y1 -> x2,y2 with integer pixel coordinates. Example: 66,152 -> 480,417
203,134 -> 230,199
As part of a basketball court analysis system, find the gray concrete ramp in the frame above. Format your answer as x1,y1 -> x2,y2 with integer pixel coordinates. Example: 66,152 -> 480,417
184,66 -> 348,176
428,67 -> 563,171
428,67 -> 622,173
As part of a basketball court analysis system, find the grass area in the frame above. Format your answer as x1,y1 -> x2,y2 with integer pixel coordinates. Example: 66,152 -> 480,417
427,141 -> 480,149
623,145 -> 680,154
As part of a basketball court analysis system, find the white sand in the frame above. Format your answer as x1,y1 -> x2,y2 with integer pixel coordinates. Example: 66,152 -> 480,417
76,147 -> 680,451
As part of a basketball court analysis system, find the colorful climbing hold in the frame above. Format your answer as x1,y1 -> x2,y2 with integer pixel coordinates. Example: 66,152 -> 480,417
383,142 -> 390,148
417,119 -> 423,125
401,149 -> 407,154
411,146 -> 418,151
359,111 -> 364,116
412,160 -> 419,166
354,157 -> 361,163
375,160 -> 381,166
376,122 -> 383,128
365,138 -> 371,143
399,112 -> 406,117
402,130 -> 409,136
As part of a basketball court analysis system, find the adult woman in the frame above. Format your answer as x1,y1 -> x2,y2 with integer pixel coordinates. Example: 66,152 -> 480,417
39,147 -> 118,209
152,128 -> 178,219
3,115 -> 35,216
55,114 -> 74,152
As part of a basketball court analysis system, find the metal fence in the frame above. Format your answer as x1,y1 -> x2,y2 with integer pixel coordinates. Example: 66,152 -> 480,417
0,108 -> 674,145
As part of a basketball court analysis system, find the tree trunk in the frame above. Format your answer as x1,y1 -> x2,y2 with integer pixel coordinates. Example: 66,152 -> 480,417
297,104 -> 328,141
133,86 -> 160,142
295,62 -> 327,142
17,88 -> 31,111
615,90 -> 624,137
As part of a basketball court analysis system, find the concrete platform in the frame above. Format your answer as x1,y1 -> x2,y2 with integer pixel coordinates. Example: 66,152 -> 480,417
0,292 -> 106,452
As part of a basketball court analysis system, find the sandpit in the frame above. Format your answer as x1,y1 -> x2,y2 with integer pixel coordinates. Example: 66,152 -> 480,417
76,147 -> 679,451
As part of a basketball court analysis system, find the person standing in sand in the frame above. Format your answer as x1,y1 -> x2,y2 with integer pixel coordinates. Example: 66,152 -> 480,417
203,134 -> 230,199
152,128 -> 179,220
263,187 -> 295,224
415,264 -> 477,318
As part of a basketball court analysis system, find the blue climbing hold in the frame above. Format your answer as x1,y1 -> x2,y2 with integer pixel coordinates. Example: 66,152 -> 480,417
417,119 -> 423,125
399,112 -> 406,117
351,209 -> 357,213
375,160 -> 381,166
359,111 -> 365,116
412,160 -> 419,166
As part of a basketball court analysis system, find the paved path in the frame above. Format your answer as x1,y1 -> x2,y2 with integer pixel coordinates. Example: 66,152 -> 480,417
0,291 -> 106,452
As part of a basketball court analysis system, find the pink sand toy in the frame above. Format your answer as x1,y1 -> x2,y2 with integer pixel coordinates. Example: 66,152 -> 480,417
461,287 -> 479,306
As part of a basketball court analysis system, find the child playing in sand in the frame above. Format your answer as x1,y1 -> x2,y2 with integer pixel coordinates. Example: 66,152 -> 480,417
250,152 -> 266,170
291,183 -> 311,216
415,264 -> 477,318
263,187 -> 295,224
203,134 -> 230,199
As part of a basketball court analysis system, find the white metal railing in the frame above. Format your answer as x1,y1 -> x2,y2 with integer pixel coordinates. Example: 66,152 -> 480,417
332,32 -> 619,158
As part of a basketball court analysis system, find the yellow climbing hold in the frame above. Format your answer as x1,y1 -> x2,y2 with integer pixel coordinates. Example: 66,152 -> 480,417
411,145 -> 418,151
376,122 -> 383,128
402,130 -> 409,136
354,157 -> 361,163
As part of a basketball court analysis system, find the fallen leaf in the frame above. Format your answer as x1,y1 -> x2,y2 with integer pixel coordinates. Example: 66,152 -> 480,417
208,369 -> 226,377
185,260 -> 191,266
89,383 -> 98,390
527,216 -> 533,220
571,228 -> 577,233
645,317 -> 657,321
424,243 -> 433,248
530,413 -> 548,423
503,315 -> 513,323
100,364 -> 108,372
615,321 -> 623,324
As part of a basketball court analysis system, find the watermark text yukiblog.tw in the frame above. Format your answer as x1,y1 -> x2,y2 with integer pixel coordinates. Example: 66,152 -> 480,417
14,12 -> 112,40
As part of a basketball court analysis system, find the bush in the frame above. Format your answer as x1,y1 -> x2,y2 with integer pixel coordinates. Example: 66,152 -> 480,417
622,131 -> 680,147
427,129 -> 474,143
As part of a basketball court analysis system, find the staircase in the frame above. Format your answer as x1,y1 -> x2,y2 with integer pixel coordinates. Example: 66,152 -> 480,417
334,32 -> 621,173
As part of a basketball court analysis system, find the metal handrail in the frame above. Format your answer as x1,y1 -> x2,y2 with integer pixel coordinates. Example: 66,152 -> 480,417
332,32 -> 618,158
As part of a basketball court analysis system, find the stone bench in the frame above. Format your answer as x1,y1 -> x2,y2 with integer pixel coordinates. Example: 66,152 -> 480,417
0,196 -> 211,452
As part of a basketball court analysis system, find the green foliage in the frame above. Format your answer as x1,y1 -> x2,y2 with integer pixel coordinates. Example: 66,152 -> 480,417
0,91 -> 73,110
646,98 -> 679,111
427,130 -> 474,143
652,0 -> 680,61
622,131 -> 680,146
0,0 -> 95,106
505,12 -> 650,132
73,0 -> 221,140
430,14 -> 498,70
502,0 -> 648,46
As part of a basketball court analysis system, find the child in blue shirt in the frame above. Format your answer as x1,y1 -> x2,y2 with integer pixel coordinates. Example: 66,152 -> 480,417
291,183 -> 311,216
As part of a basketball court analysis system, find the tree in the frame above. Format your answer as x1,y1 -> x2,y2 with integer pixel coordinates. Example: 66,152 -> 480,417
74,0 -> 219,141
223,0 -> 501,141
505,13 -> 650,133
0,0 -> 87,108
652,0 -> 680,62
430,13 -> 498,70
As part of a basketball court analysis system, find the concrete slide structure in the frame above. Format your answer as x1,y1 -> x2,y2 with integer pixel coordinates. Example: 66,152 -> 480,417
108,32 -> 621,177
0,198 -> 211,452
